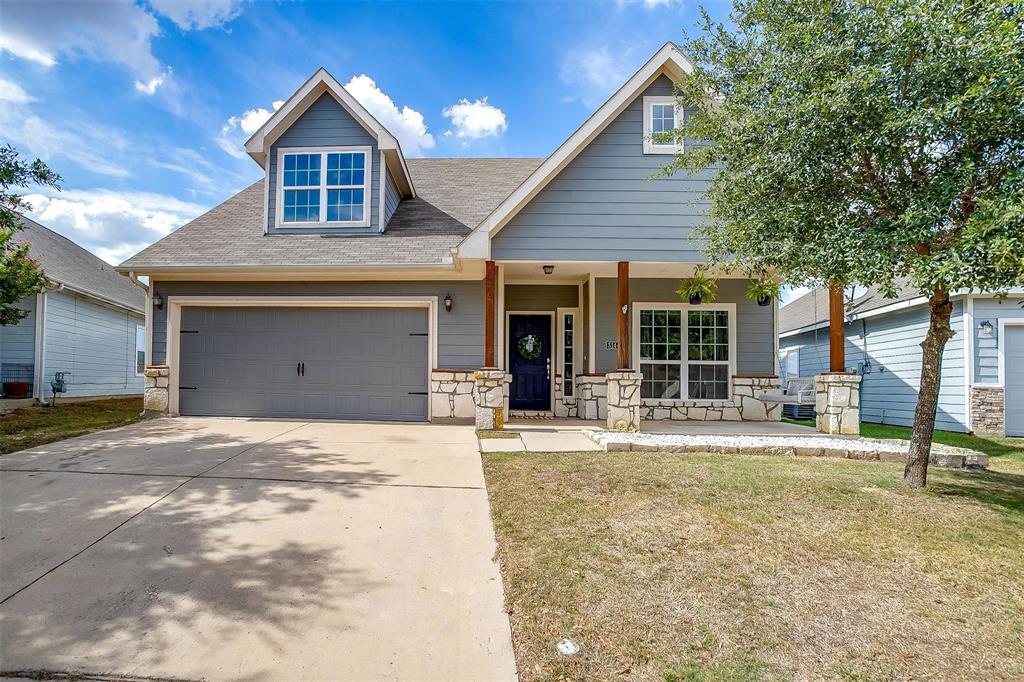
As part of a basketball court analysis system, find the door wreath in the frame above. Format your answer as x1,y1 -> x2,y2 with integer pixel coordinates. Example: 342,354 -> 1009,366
517,334 -> 543,360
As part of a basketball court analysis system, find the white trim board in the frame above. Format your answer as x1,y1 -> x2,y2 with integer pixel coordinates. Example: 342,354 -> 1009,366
164,295 -> 438,418
457,42 -> 694,259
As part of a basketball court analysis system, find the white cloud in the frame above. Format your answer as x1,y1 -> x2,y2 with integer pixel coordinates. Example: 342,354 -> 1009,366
24,189 -> 208,265
442,98 -> 507,141
0,99 -> 133,177
135,67 -> 172,95
217,99 -> 285,159
0,0 -> 164,85
0,78 -> 35,104
343,75 -> 435,156
149,0 -> 245,30
560,45 -> 634,108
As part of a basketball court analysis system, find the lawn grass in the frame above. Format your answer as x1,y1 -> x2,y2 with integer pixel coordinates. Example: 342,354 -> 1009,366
782,418 -> 1024,462
0,397 -> 150,455
483,451 -> 1024,680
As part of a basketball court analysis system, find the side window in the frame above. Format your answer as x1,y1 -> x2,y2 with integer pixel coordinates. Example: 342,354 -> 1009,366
135,325 -> 146,376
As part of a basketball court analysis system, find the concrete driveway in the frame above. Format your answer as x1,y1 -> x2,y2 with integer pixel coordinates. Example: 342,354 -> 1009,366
0,418 -> 516,681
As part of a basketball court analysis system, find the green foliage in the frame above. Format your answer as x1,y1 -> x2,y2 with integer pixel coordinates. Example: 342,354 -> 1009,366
745,277 -> 780,303
667,0 -> 1024,297
676,267 -> 718,303
1,145 -> 60,326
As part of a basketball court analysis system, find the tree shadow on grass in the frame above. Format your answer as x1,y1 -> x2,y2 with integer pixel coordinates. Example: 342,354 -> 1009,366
929,468 -> 1024,517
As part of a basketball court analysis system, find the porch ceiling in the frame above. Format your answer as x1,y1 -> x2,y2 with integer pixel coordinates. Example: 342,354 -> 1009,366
498,261 -> 740,282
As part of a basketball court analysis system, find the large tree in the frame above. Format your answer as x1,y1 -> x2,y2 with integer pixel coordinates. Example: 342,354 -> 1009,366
668,0 -> 1024,486
1,145 -> 60,326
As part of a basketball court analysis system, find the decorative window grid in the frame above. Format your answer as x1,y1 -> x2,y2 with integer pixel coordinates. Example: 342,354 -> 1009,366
278,147 -> 370,227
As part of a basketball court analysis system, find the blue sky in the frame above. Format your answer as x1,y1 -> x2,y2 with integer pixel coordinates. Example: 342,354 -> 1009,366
3,0 -> 788,285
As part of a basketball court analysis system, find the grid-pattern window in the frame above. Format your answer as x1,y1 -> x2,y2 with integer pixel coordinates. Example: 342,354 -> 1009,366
135,325 -> 146,376
280,149 -> 367,225
639,310 -> 683,399
687,310 -> 729,399
651,103 -> 676,135
562,312 -> 575,397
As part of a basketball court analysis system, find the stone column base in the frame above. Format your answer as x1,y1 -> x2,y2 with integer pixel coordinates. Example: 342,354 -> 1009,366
143,365 -> 170,415
970,386 -> 1005,435
606,370 -> 642,432
430,370 -> 475,422
473,369 -> 511,431
815,373 -> 862,435
576,375 -> 608,420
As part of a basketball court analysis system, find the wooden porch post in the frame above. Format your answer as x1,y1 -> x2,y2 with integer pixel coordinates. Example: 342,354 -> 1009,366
828,282 -> 845,372
485,260 -> 496,367
617,261 -> 630,369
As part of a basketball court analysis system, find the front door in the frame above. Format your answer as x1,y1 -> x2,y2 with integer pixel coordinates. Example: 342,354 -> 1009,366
509,314 -> 551,411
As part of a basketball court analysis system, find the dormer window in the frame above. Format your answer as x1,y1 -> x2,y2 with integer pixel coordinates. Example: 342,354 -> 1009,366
277,146 -> 371,227
642,96 -> 684,155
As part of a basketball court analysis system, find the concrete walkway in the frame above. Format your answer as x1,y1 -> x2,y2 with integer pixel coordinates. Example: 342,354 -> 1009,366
0,418 -> 516,682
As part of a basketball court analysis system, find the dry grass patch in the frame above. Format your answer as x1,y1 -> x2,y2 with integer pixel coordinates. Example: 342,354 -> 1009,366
483,451 -> 1024,681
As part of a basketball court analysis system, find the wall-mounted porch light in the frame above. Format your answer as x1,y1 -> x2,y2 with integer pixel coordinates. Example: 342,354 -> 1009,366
543,265 -> 555,275
152,293 -> 164,310
443,293 -> 453,313
979,320 -> 994,336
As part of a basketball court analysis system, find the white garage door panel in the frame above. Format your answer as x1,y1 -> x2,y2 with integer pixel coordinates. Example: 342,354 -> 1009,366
178,306 -> 429,421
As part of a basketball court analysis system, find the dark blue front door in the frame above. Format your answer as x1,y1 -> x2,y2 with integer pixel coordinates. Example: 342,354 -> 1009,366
509,314 -> 551,411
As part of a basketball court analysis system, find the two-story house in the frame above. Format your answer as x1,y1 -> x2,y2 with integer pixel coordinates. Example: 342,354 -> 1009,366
117,43 -> 783,425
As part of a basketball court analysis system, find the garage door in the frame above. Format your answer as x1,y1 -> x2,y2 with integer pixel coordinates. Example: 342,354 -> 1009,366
1006,325 -> 1024,437
177,306 -> 429,420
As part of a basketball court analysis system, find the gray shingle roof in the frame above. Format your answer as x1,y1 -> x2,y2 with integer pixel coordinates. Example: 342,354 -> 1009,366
14,216 -> 144,312
118,157 -> 544,270
779,281 -> 920,334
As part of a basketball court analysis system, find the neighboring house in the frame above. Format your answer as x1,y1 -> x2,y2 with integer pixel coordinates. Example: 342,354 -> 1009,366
779,285 -> 1024,437
0,217 -> 146,403
117,43 -> 783,423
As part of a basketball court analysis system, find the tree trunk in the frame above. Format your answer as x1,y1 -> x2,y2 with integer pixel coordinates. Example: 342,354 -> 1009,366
904,289 -> 955,487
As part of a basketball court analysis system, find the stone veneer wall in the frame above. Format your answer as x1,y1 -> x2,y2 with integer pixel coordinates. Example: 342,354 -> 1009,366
641,376 -> 782,421
815,373 -> 862,435
606,371 -> 642,431
970,386 -> 1004,435
430,370 -> 475,421
143,365 -> 169,415
553,375 -> 580,418
576,375 -> 608,420
473,369 -> 511,431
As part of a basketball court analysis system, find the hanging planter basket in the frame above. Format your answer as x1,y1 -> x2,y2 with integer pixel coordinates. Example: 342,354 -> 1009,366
517,334 -> 543,361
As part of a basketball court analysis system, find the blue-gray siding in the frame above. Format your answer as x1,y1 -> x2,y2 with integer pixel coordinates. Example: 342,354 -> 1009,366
151,281 -> 485,370
0,296 -> 36,370
42,290 -> 144,398
492,75 -> 711,262
972,297 -> 1024,385
504,285 -> 578,312
267,93 -> 381,234
384,164 -> 401,228
779,302 -> 968,432
593,278 -> 775,374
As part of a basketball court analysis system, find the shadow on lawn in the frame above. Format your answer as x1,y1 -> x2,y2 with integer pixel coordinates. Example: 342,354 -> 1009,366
0,418 -> 395,678
930,468 -> 1024,516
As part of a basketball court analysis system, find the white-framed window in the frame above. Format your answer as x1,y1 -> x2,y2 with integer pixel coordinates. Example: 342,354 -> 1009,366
633,303 -> 736,400
135,324 -> 146,376
558,308 -> 578,398
642,95 -> 684,155
276,146 -> 371,227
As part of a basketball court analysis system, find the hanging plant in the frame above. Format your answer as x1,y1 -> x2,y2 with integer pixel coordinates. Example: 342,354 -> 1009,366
676,268 -> 718,305
745,277 -> 780,307
517,334 -> 543,360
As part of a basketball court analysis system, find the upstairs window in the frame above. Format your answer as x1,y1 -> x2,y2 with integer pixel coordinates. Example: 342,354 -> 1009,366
642,96 -> 683,155
278,146 -> 370,227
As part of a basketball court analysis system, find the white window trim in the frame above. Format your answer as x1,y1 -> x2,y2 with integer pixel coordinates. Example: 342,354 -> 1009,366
134,323 -> 146,377
557,307 -> 579,399
642,95 -> 684,155
275,145 -> 372,229
631,302 -> 737,402
996,319 -> 1024,387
